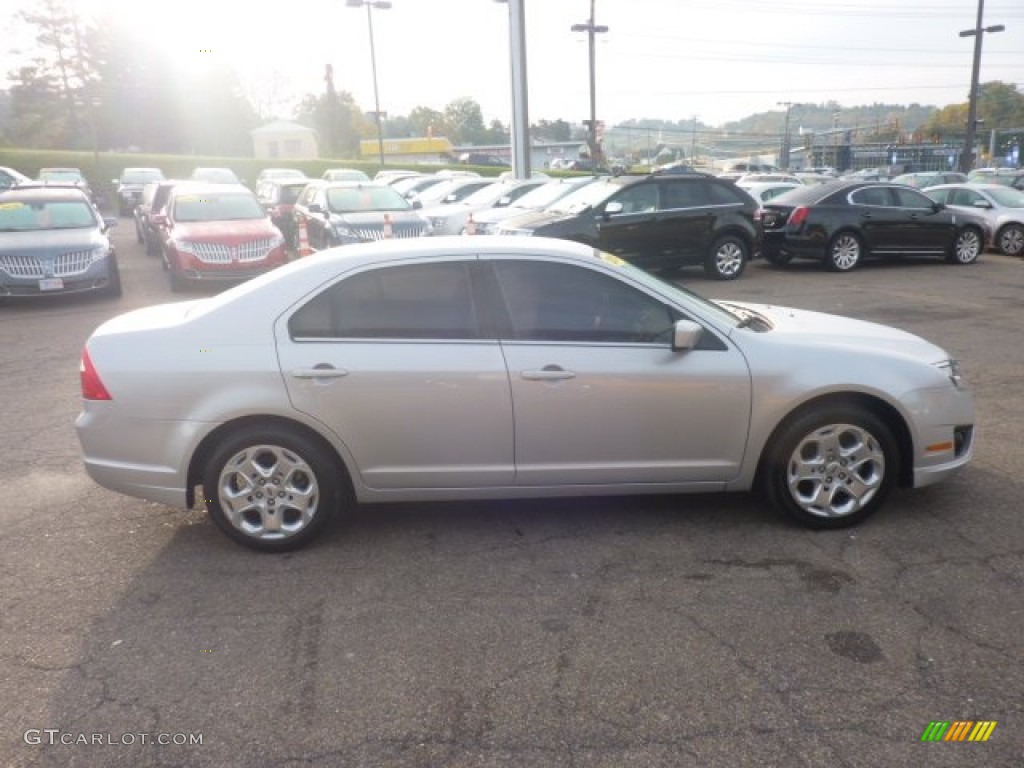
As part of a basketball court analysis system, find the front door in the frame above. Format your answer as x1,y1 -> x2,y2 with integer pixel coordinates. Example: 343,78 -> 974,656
488,258 -> 752,486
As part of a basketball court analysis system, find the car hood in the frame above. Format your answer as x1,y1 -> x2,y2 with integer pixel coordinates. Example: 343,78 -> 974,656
723,301 -> 948,363
171,219 -> 278,240
0,228 -> 107,255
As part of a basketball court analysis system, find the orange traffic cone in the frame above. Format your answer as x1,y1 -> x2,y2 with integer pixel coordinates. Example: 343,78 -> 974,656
383,213 -> 393,239
297,216 -> 312,257
466,213 -> 477,236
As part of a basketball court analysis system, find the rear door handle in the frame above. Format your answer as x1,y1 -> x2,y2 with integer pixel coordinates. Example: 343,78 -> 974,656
522,365 -> 576,381
291,365 -> 349,379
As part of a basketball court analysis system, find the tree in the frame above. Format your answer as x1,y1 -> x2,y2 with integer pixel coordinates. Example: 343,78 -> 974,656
10,0 -> 85,147
407,106 -> 447,138
444,97 -> 488,145
532,119 -> 571,142
294,90 -> 363,159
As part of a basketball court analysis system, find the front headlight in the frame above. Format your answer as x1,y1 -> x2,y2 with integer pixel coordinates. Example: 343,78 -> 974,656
332,224 -> 357,240
268,232 -> 285,249
170,239 -> 196,255
936,358 -> 964,388
429,216 -> 448,230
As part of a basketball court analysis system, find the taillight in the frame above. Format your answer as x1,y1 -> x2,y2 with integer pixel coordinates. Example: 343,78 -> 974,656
788,206 -> 809,227
80,348 -> 112,401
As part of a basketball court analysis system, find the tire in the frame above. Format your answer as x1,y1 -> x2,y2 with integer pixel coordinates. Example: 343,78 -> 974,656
168,267 -> 187,293
102,256 -> 122,299
202,426 -> 340,552
761,405 -> 897,530
703,235 -> 749,280
826,231 -> 863,272
145,230 -> 160,257
996,223 -> 1024,257
946,226 -> 982,265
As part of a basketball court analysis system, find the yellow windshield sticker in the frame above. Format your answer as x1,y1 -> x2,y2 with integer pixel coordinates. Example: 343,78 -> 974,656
598,250 -> 627,267
0,202 -> 26,210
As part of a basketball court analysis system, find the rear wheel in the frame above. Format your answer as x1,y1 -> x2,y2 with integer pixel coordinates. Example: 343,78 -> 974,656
703,235 -> 749,280
947,226 -> 982,264
761,405 -> 897,529
826,232 -> 862,271
168,265 -> 187,293
202,426 -> 341,552
996,223 -> 1024,257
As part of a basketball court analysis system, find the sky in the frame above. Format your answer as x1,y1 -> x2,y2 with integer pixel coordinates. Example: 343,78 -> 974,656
3,0 -> 1024,129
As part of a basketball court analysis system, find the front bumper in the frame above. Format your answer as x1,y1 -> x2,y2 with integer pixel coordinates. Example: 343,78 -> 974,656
901,384 -> 975,488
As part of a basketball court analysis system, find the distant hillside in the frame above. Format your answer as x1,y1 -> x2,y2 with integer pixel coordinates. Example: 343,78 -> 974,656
725,102 -> 939,136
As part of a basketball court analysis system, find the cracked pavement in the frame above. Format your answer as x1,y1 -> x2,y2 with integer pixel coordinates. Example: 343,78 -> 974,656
1,226 -> 1021,767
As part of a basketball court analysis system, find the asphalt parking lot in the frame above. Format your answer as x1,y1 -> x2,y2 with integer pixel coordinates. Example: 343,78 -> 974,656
2,223 -> 1022,767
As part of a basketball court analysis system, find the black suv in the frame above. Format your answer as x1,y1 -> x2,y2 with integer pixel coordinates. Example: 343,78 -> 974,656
495,173 -> 760,279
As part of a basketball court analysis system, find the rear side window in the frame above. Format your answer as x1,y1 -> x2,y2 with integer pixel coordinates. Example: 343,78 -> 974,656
850,187 -> 892,207
289,262 -> 478,340
707,181 -> 749,205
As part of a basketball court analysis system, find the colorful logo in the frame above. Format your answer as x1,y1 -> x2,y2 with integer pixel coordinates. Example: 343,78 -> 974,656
920,721 -> 997,742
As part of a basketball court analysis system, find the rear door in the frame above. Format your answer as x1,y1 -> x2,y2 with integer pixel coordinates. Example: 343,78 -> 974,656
276,258 -> 515,490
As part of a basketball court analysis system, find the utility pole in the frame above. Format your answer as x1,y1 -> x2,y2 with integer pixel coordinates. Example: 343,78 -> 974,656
571,0 -> 608,165
958,0 -> 1004,172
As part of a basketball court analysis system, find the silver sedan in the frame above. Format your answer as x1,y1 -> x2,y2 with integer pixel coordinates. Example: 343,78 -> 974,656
923,183 -> 1024,256
76,237 -> 975,551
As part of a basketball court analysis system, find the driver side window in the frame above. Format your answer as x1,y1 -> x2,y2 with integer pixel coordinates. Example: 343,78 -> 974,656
493,261 -> 676,343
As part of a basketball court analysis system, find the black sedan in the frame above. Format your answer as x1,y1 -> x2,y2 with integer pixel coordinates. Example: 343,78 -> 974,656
760,181 -> 988,271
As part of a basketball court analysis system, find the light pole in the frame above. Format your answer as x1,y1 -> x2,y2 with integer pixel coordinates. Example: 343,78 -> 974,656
571,0 -> 608,165
958,0 -> 1004,172
346,0 -> 391,170
777,101 -> 801,170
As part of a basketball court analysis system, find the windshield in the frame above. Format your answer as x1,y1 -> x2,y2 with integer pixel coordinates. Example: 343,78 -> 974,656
0,199 -> 97,231
513,178 -> 593,209
987,187 -> 1024,207
460,182 -> 512,207
121,169 -> 164,183
547,179 -> 621,214
173,193 -> 265,222
327,186 -> 411,212
324,169 -> 369,182
39,170 -> 84,183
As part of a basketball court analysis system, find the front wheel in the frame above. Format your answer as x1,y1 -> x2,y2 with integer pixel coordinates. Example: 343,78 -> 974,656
761,405 -> 897,529
996,223 -> 1024,257
947,227 -> 982,264
826,232 -> 863,272
703,235 -> 749,280
202,426 -> 341,552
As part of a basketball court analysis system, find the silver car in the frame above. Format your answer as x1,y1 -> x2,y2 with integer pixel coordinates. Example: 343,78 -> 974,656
923,183 -> 1024,257
76,237 -> 974,551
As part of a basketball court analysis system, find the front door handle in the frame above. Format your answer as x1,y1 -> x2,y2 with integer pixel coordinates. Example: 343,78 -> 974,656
291,364 -> 349,379
522,365 -> 576,381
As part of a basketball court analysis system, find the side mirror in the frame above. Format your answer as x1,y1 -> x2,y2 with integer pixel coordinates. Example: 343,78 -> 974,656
102,217 -> 118,230
604,201 -> 624,217
152,213 -> 168,227
931,201 -> 945,213
671,319 -> 704,352
412,199 -> 422,209
973,200 -> 992,209
110,179 -> 118,186
307,203 -> 323,214
496,195 -> 512,207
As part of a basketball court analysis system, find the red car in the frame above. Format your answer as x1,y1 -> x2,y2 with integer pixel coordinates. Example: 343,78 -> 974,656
154,183 -> 288,292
